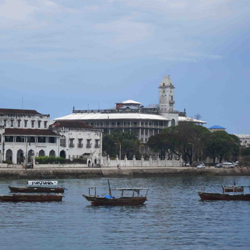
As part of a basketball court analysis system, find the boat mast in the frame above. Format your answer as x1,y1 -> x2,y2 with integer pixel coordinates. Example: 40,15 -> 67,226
108,180 -> 112,196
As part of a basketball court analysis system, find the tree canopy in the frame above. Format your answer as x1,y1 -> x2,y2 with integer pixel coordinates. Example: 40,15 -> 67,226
147,123 -> 240,164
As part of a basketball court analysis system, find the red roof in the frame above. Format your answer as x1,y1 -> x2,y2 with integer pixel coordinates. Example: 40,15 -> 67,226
4,128 -> 59,136
0,108 -> 49,116
51,120 -> 93,129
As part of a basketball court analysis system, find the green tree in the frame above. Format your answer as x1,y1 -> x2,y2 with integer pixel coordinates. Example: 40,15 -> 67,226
102,130 -> 139,159
204,131 -> 240,163
148,123 -> 209,164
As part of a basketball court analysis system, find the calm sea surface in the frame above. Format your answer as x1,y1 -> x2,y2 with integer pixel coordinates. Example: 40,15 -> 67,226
1,176 -> 250,250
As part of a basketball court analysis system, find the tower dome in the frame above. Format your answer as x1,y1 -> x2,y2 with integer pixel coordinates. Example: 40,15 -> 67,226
159,75 -> 174,88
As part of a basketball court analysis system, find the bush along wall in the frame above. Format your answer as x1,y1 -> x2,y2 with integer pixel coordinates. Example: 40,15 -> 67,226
35,156 -> 87,164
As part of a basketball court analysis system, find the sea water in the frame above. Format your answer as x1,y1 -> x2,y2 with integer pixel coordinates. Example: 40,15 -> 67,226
1,176 -> 250,250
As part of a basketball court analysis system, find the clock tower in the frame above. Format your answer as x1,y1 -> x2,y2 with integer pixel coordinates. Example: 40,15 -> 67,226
159,75 -> 175,113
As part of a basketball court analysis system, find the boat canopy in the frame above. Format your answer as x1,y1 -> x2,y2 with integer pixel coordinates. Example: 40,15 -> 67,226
27,181 -> 58,186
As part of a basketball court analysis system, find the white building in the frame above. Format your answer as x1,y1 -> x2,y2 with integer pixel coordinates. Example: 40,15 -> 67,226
234,134 -> 250,147
51,120 -> 102,166
0,109 -> 102,165
55,75 -> 206,143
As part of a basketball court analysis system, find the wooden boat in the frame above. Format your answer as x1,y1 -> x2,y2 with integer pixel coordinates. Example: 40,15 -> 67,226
0,194 -> 63,202
82,180 -> 148,206
197,191 -> 250,201
9,180 -> 66,193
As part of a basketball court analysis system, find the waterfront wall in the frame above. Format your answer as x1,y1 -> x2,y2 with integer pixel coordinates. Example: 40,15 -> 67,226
1,165 -> 250,179
102,155 -> 181,168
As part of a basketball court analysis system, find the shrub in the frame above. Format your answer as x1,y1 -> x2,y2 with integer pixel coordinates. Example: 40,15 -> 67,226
35,156 -> 67,164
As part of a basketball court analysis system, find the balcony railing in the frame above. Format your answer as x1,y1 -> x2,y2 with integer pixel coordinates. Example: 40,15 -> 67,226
86,144 -> 92,148
78,143 -> 83,148
69,143 -> 75,148
94,144 -> 100,148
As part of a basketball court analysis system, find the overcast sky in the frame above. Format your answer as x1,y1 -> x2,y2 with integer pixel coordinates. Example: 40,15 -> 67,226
0,0 -> 249,134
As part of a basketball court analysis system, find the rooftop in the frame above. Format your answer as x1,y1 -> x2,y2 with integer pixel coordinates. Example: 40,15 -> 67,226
209,125 -> 225,129
4,128 -> 59,136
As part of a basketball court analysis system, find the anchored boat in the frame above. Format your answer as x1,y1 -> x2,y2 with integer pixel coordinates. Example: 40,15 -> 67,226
197,192 -> 250,201
0,193 -> 63,202
9,180 -> 66,193
198,184 -> 250,201
82,180 -> 148,206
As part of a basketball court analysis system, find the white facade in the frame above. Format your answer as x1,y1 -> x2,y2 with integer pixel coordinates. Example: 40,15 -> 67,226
0,109 -> 50,129
234,134 -> 250,147
51,121 -> 102,165
0,109 -> 102,165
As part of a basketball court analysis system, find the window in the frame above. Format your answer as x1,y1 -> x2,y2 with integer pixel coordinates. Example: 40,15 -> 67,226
31,120 -> 35,128
60,138 -> 66,147
24,120 -> 28,127
5,136 -> 14,142
27,137 -> 35,143
94,140 -> 99,148
18,120 -> 21,127
16,136 -> 25,142
4,120 -> 7,127
38,137 -> 46,143
11,120 -> 14,127
69,138 -> 74,147
38,121 -> 41,128
49,137 -> 56,143
44,121 -> 47,128
86,139 -> 92,148
78,139 -> 83,148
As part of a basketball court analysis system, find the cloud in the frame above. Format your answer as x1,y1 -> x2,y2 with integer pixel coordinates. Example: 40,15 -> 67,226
94,17 -> 152,43
0,0 -> 249,62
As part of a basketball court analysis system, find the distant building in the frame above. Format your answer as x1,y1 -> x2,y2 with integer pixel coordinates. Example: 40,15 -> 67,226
55,75 -> 206,143
209,125 -> 226,132
234,134 -> 250,147
0,108 -> 102,165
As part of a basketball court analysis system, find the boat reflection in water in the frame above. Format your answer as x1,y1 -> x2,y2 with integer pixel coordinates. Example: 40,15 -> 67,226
82,180 -> 148,206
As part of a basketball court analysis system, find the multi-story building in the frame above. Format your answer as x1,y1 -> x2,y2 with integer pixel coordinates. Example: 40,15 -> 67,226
51,120 -> 102,165
234,134 -> 250,147
55,75 -> 206,143
0,109 -> 102,165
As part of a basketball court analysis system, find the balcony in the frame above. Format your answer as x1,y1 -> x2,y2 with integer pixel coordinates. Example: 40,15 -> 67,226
69,143 -> 75,148
94,144 -> 100,148
86,144 -> 92,148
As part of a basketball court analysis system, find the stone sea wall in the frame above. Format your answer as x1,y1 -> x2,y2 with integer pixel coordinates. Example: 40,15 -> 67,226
0,165 -> 250,179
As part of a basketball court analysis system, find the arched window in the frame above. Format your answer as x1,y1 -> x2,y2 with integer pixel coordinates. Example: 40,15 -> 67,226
49,150 -> 56,157
39,150 -> 45,157
60,150 -> 66,159
28,150 -> 34,162
6,149 -> 13,162
17,149 -> 24,164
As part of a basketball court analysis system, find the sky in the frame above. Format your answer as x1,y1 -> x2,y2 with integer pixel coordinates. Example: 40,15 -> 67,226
0,0 -> 250,134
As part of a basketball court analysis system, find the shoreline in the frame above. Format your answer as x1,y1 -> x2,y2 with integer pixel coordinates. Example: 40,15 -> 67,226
0,166 -> 250,179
